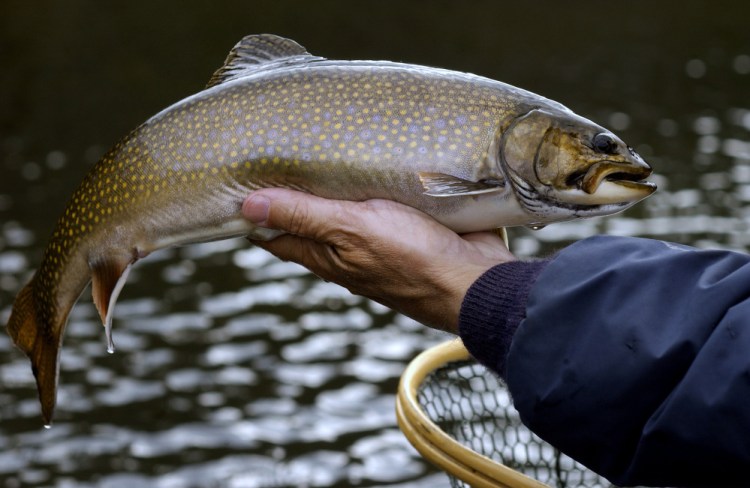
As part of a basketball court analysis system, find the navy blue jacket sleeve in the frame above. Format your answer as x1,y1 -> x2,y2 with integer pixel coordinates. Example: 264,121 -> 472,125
459,235 -> 750,487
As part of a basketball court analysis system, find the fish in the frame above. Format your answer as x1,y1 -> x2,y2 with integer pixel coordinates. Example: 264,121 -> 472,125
5,34 -> 656,425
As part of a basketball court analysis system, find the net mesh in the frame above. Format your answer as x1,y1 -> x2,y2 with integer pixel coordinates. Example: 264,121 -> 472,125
417,359 -> 618,488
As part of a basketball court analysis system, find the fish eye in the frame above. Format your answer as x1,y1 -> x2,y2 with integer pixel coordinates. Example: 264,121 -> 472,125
592,133 -> 618,154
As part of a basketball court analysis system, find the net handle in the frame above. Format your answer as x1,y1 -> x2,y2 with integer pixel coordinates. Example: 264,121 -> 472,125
396,339 -> 549,488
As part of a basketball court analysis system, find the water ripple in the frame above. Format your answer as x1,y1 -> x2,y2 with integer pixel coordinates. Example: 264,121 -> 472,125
299,308 -> 373,331
96,378 -> 166,406
0,250 -> 27,273
129,423 -> 260,458
281,331 -> 353,362
199,281 -> 303,316
273,363 -> 338,388
203,341 -> 268,366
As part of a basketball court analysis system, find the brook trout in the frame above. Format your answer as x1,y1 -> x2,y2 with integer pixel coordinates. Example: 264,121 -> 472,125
6,34 -> 655,424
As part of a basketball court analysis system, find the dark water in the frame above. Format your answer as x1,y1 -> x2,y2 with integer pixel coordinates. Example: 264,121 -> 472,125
1,1 -> 749,486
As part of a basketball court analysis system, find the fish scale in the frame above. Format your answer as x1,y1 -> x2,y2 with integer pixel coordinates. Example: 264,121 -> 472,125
6,34 -> 655,424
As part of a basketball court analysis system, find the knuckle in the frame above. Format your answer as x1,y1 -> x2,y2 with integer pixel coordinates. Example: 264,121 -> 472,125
286,200 -> 311,236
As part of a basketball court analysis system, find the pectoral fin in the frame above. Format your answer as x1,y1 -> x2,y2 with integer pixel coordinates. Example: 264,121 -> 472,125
90,256 -> 136,354
418,172 -> 505,197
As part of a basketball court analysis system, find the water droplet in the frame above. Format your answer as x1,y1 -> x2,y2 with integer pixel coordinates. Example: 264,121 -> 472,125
608,112 -> 630,131
45,150 -> 68,170
107,335 -> 115,354
685,58 -> 706,79
733,54 -> 750,75
693,116 -> 721,135
21,161 -> 42,181
526,224 -> 547,231
43,423 -> 52,430
656,119 -> 679,137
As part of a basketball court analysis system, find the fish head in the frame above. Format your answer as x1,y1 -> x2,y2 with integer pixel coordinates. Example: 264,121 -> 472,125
500,108 -> 656,222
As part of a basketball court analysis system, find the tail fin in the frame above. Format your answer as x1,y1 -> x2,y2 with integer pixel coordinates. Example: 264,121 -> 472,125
6,277 -> 61,426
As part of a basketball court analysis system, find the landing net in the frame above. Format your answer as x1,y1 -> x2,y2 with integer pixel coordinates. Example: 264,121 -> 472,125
396,340 -> 617,488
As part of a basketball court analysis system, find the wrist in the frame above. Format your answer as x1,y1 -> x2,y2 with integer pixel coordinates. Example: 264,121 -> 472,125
458,259 -> 550,378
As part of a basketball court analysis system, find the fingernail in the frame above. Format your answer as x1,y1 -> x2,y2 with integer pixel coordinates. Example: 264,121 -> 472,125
242,194 -> 270,225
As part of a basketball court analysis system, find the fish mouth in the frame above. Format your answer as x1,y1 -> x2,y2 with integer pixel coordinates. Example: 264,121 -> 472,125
572,161 -> 656,195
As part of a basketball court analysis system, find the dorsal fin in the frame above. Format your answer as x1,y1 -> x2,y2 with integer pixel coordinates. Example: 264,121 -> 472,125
206,34 -> 322,88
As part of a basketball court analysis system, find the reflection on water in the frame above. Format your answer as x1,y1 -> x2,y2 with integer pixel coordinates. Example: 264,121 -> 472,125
2,1 -> 750,487
0,235 -> 451,487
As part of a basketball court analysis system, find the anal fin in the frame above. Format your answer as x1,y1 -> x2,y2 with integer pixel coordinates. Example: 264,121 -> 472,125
90,256 -> 136,353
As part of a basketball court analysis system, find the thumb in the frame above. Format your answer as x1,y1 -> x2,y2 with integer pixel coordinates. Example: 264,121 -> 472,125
242,188 -> 352,241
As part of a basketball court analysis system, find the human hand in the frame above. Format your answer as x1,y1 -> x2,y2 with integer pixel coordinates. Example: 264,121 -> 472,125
241,189 -> 515,333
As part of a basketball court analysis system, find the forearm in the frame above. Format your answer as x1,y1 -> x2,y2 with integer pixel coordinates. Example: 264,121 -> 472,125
459,235 -> 750,486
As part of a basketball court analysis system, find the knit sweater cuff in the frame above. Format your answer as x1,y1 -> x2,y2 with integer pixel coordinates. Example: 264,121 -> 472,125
458,259 -> 550,379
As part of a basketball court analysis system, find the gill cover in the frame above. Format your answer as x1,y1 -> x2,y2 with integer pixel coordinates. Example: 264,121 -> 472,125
502,107 -> 598,192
